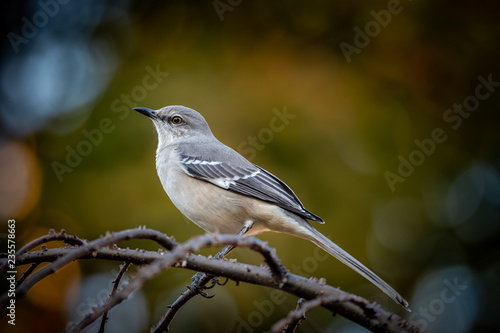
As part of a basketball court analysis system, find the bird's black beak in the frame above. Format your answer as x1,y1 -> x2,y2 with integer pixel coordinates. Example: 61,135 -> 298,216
134,107 -> 158,119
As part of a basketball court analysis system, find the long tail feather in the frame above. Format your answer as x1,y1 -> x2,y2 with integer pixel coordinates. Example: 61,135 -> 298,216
306,228 -> 410,311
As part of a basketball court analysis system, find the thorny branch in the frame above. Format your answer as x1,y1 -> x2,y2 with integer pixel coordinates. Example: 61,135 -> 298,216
271,296 -> 352,333
0,228 -> 418,333
0,228 -> 85,272
67,233 -> 287,333
98,262 -> 131,333
281,298 -> 307,333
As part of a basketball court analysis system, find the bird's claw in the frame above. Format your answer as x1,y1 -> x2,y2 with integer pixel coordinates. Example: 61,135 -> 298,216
216,276 -> 229,286
189,283 -> 215,299
190,274 -> 228,298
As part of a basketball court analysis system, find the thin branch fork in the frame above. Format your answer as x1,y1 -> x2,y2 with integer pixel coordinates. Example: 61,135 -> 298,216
280,298 -> 308,333
0,227 -> 176,303
0,228 -> 85,272
0,228 -> 418,333
66,234 -> 288,333
98,262 -> 131,333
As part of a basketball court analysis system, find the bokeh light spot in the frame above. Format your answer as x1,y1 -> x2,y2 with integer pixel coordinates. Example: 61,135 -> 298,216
0,141 -> 41,219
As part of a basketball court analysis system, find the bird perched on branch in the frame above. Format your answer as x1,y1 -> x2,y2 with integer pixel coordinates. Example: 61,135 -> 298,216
134,105 -> 409,311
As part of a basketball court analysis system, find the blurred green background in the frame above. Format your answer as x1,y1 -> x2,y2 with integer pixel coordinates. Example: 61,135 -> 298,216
1,0 -> 499,332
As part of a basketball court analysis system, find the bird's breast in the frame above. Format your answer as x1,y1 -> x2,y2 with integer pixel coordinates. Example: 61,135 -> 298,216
156,160 -> 255,234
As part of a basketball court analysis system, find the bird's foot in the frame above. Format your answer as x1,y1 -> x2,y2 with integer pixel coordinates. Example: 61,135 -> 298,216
189,283 -> 214,299
190,273 -> 228,298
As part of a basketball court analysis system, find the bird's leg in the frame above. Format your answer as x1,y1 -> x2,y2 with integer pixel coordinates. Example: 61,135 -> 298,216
214,220 -> 254,259
191,221 -> 254,296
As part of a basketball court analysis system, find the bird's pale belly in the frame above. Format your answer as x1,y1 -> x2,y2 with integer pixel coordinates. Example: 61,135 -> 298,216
162,169 -> 264,234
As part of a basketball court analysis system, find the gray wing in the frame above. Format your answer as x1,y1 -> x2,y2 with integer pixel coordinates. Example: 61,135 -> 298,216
176,144 -> 324,223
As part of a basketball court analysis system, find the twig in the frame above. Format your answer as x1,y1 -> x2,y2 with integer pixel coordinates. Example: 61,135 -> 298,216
152,234 -> 287,333
0,263 -> 39,316
2,232 -> 418,333
271,296 -> 348,333
0,229 -> 85,274
153,272 -> 212,333
98,262 -> 131,333
15,262 -> 40,289
7,247 -> 164,266
67,234 -> 286,333
283,298 -> 306,333
0,228 -> 175,309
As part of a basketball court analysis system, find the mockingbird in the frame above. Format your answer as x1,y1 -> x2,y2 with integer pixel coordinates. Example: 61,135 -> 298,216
134,105 -> 409,310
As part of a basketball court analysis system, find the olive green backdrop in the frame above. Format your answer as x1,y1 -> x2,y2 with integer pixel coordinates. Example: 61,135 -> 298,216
1,1 -> 499,332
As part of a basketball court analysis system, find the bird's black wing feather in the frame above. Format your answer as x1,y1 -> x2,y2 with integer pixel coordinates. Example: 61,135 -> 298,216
177,145 -> 324,223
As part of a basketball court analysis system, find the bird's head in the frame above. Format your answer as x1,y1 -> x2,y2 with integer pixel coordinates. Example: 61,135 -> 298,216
134,105 -> 215,146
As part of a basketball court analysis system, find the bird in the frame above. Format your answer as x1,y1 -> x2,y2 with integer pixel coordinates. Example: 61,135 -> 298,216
134,105 -> 409,311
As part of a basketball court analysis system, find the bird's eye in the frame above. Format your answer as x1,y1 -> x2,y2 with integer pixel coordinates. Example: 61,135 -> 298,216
171,116 -> 183,125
